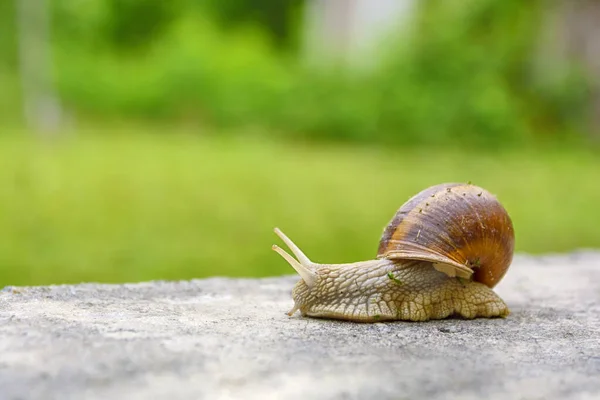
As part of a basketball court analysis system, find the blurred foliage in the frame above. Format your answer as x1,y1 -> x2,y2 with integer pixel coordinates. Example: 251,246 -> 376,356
369,0 -> 588,147
1,1 -> 598,286
1,128 -> 599,286
0,0 -> 594,147
0,1 -> 17,68
100,0 -> 180,50
203,0 -> 304,48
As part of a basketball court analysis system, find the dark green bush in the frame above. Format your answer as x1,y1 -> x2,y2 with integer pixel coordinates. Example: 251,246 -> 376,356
2,0 -> 593,147
273,0 -> 590,148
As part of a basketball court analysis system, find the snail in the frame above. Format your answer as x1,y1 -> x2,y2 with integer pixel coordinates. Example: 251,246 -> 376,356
271,182 -> 515,322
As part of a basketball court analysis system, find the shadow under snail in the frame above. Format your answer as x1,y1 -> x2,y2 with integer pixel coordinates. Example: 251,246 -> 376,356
272,182 -> 515,322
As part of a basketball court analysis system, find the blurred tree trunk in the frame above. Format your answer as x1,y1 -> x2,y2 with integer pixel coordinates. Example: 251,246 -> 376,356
303,0 -> 356,64
303,0 -> 415,67
555,0 -> 600,140
17,0 -> 62,134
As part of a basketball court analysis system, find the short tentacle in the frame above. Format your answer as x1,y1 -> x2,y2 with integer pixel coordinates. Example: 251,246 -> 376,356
272,245 -> 316,287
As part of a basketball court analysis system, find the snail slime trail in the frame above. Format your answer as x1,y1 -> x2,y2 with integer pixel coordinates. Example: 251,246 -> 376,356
272,183 -> 515,322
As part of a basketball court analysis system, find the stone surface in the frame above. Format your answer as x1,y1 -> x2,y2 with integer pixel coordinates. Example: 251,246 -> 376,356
1,253 -> 600,400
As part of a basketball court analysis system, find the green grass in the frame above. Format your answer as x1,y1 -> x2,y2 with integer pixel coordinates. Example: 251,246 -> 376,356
1,127 -> 599,286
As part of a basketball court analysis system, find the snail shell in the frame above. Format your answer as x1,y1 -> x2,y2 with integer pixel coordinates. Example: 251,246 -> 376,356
377,183 -> 515,288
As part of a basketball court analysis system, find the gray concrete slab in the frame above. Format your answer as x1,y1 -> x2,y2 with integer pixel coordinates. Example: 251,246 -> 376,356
1,252 -> 600,400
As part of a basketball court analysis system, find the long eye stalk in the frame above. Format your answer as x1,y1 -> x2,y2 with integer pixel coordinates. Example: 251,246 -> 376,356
272,228 -> 317,287
273,228 -> 313,266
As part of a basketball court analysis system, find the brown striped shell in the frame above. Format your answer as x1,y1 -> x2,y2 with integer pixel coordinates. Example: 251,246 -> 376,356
377,183 -> 515,288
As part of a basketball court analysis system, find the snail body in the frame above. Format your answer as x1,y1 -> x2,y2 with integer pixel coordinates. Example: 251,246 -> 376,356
272,183 -> 515,322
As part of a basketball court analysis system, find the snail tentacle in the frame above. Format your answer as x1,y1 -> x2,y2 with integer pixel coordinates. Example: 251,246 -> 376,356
274,228 -> 314,267
272,244 -> 317,288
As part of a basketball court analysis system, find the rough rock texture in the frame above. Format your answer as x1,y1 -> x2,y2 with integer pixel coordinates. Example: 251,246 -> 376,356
1,253 -> 600,400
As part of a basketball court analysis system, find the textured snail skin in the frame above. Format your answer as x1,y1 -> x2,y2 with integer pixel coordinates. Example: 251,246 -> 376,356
290,259 -> 509,322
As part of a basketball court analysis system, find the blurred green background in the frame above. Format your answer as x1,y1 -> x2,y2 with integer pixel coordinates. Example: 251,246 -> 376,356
1,0 -> 599,286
